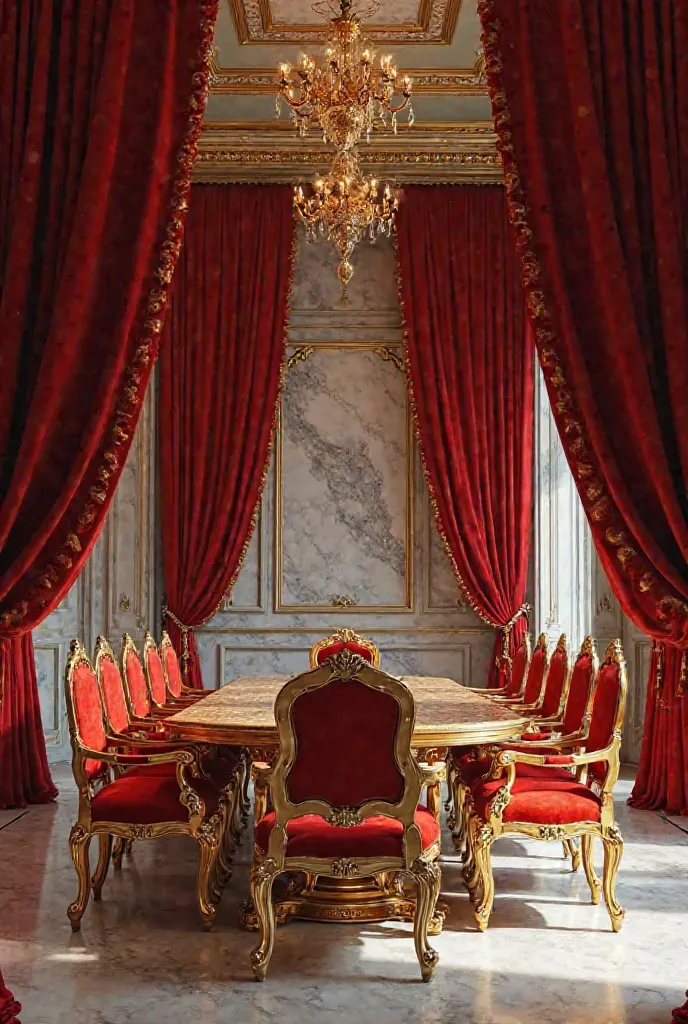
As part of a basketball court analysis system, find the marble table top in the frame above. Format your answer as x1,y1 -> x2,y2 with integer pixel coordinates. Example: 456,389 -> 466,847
168,675 -> 529,750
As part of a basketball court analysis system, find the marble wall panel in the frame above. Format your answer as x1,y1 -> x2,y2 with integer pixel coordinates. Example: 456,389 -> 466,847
278,347 -> 411,610
289,233 -> 400,314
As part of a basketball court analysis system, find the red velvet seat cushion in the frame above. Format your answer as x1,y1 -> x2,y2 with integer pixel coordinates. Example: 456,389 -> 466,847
472,775 -> 601,825
255,806 -> 440,858
91,773 -> 220,824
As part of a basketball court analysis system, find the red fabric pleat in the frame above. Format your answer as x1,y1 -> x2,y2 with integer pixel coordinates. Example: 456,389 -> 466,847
0,967 -> 21,1024
396,186 -> 534,688
0,0 -> 218,804
159,184 -> 294,689
0,635 -> 57,807
478,0 -> 688,811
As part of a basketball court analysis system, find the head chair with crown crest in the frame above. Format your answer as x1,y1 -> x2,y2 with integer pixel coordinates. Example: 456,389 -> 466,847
309,628 -> 380,669
248,650 -> 441,983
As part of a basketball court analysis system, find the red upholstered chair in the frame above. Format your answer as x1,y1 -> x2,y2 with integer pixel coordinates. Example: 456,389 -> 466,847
248,653 -> 441,982
143,631 -> 250,829
65,640 -> 240,932
309,628 -> 380,668
462,639 -> 627,933
452,635 -> 597,853
528,633 -> 570,720
498,633 -> 549,709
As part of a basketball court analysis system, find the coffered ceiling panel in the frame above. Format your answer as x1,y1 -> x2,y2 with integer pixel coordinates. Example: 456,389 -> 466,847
231,0 -> 460,44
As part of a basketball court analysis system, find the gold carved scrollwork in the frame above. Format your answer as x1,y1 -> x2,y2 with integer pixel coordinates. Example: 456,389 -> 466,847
331,595 -> 357,608
539,825 -> 567,841
331,858 -> 359,877
326,806 -> 364,828
325,649 -> 368,681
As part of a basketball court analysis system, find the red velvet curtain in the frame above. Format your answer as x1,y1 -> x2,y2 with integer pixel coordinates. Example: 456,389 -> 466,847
478,0 -> 688,810
159,184 -> 294,688
0,968 -> 20,1024
396,186 -> 534,688
0,0 -> 218,809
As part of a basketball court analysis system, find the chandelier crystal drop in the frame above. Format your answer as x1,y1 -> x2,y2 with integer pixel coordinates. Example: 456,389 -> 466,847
294,150 -> 398,294
276,0 -> 414,148
276,0 -> 412,299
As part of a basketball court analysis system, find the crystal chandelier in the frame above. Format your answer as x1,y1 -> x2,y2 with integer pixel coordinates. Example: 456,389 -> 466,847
295,150 -> 397,295
276,0 -> 413,298
276,0 -> 414,148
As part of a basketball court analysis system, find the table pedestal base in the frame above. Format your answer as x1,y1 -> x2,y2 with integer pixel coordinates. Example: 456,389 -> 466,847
239,872 -> 448,935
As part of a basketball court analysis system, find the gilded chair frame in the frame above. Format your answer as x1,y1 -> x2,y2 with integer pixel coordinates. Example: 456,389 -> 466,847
452,635 -> 599,855
463,639 -> 627,933
249,651 -> 441,983
309,628 -> 380,668
65,639 -> 230,932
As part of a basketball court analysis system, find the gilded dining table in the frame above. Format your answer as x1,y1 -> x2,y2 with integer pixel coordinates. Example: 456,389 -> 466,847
167,674 -> 529,933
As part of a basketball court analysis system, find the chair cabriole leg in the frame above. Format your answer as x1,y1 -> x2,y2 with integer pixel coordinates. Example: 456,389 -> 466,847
411,857 -> 441,982
92,833 -> 113,901
250,859 -> 279,982
581,833 -> 601,904
67,825 -> 92,931
602,826 -> 625,932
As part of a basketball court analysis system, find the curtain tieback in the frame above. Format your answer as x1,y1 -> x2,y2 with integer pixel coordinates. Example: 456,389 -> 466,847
162,605 -> 194,673
653,641 -> 687,704
496,603 -> 531,668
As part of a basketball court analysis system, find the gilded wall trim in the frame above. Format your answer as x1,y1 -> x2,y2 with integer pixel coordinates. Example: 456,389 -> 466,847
193,122 -> 502,184
209,53 -> 487,96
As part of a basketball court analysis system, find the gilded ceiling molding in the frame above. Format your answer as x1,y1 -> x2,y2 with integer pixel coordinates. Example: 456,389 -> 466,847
228,0 -> 462,44
193,121 -> 502,184
209,52 -> 488,95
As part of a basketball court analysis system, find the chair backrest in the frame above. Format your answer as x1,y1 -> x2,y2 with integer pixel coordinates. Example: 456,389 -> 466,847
266,653 -> 424,866
309,629 -> 380,669
562,635 -> 599,735
521,632 -> 549,703
144,632 -> 168,707
505,632 -> 531,697
160,630 -> 184,698
120,634 -> 151,718
539,634 -> 570,718
94,636 -> 130,736
65,639 -> 107,781
585,638 -> 627,782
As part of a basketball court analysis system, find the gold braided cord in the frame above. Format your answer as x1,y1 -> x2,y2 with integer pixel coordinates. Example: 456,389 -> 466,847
0,1 -> 219,630
392,228 -> 529,668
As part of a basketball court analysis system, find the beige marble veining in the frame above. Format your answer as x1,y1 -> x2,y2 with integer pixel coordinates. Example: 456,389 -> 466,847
1,770 -> 685,1024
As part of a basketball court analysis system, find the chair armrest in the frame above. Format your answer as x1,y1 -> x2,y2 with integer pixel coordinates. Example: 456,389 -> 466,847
495,744 -> 615,771
79,744 -> 198,768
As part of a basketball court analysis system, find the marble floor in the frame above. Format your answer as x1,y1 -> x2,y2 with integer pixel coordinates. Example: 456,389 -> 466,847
1,764 -> 686,1024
